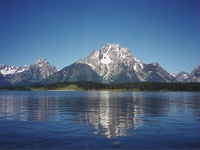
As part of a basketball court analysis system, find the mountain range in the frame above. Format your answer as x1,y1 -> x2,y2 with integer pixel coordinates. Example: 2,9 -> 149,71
0,43 -> 199,87
0,58 -> 57,86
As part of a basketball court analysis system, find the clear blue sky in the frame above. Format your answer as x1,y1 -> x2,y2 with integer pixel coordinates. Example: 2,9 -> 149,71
0,0 -> 199,74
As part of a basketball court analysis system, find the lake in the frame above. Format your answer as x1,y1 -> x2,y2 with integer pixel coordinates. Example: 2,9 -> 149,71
0,91 -> 199,149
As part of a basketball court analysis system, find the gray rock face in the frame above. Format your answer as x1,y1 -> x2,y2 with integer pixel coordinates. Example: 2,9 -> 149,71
187,65 -> 200,82
0,64 -> 30,75
175,71 -> 189,82
77,43 -> 143,83
33,58 -> 57,79
77,43 -> 176,83
41,63 -> 101,84
139,63 -> 176,82
0,58 -> 57,86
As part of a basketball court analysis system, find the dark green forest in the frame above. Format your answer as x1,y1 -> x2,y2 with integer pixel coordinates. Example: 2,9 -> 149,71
1,81 -> 200,92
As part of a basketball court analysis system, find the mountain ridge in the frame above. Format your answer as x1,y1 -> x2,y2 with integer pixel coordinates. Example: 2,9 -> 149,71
0,58 -> 57,86
42,43 -> 176,84
76,43 -> 176,83
1,43 -> 200,86
175,71 -> 190,82
41,63 -> 101,84
187,64 -> 200,82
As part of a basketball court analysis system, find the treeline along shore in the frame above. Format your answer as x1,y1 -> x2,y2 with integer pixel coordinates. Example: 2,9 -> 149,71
1,81 -> 200,92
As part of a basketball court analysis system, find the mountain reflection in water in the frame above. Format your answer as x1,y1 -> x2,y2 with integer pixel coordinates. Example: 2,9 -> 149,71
0,91 -> 199,140
61,91 -> 145,138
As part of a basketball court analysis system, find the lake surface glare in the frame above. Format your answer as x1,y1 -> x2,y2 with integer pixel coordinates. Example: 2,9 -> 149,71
0,91 -> 199,149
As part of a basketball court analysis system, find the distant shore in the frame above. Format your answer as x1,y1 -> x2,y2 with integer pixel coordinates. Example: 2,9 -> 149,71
1,81 -> 200,92
47,89 -> 76,91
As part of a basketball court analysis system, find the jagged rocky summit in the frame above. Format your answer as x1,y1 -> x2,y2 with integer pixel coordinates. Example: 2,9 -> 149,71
187,64 -> 200,82
0,58 -> 57,86
42,43 -> 176,84
77,43 -> 143,82
76,43 -> 176,83
174,71 -> 190,82
173,65 -> 200,83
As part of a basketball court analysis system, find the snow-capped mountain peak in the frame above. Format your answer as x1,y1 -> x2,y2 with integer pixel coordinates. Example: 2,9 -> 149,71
76,43 -> 176,83
16,65 -> 31,73
33,58 -> 57,79
0,64 -> 29,75
0,59 -> 57,86
34,58 -> 48,65
175,71 -> 189,82
77,43 -> 144,81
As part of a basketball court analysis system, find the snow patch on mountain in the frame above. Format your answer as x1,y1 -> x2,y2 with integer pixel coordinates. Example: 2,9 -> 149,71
0,58 -> 58,86
175,71 -> 189,82
77,43 -> 144,81
170,73 -> 176,77
187,64 -> 200,82
0,64 -> 30,75
77,43 -> 175,83
33,58 -> 57,79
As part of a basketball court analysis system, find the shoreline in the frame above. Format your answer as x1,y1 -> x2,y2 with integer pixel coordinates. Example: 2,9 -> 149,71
1,81 -> 200,92
2,89 -> 200,93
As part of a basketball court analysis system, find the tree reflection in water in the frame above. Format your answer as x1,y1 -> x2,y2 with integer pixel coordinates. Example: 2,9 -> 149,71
60,91 -> 145,139
1,91 -> 198,139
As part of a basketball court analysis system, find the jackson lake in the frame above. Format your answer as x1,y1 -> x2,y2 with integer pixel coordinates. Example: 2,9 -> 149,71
0,91 -> 199,149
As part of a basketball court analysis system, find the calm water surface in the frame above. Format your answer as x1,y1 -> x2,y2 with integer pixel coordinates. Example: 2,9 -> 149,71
0,91 -> 199,149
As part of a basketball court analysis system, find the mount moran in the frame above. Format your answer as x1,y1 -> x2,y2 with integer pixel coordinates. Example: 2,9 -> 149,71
42,43 -> 177,84
1,43 -> 199,87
